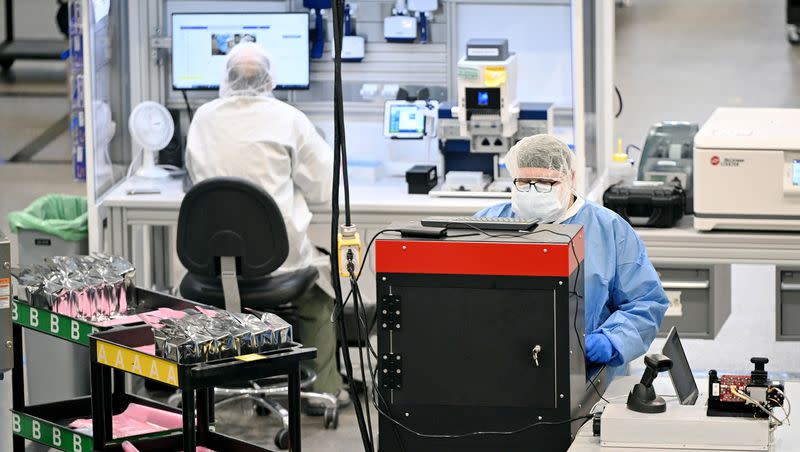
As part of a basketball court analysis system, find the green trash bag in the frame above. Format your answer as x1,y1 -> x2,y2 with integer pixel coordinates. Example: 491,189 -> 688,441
8,194 -> 89,242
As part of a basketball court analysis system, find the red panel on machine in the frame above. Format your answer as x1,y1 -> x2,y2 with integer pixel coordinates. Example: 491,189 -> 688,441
376,228 -> 584,277
719,375 -> 752,403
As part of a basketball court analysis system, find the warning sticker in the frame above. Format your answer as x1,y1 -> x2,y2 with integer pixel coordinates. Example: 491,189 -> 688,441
484,66 -> 507,87
0,278 -> 10,309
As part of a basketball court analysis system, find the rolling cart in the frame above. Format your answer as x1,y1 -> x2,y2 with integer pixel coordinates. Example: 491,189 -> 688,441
90,324 -> 315,451
10,288 -> 199,451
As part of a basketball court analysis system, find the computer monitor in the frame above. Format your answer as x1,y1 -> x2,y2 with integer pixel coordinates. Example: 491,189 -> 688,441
662,326 -> 699,405
384,101 -> 426,139
171,13 -> 310,91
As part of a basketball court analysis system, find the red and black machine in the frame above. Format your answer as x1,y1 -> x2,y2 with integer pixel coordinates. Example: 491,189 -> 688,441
375,223 -> 606,452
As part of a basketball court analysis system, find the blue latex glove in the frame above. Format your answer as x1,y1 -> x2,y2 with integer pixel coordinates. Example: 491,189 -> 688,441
585,333 -> 616,364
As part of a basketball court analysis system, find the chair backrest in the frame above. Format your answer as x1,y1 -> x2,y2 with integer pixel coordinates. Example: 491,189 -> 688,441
177,177 -> 289,279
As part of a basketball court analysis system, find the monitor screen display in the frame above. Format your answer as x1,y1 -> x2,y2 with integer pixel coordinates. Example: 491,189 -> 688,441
388,105 -> 424,135
465,87 -> 501,110
793,160 -> 800,186
172,13 -> 310,90
383,101 -> 426,139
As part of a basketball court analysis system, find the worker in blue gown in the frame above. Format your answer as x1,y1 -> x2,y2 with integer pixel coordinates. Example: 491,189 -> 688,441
475,134 -> 669,376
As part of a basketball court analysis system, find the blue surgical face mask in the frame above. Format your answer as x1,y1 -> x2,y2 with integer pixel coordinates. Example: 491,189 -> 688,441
512,187 -> 568,223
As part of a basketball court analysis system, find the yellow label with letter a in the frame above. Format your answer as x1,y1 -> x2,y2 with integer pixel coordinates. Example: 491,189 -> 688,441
95,341 -> 180,387
484,66 -> 507,87
235,353 -> 266,362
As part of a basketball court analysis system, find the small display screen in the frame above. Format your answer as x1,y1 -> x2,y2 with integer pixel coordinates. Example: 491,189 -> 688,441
466,87 -> 501,110
387,104 -> 425,135
794,160 -> 800,186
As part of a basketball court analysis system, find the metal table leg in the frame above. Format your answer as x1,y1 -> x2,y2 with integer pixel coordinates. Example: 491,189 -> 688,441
207,387 -> 215,425
91,361 -> 113,448
196,386 -> 210,443
288,366 -> 302,452
11,324 -> 24,452
182,384 -> 196,451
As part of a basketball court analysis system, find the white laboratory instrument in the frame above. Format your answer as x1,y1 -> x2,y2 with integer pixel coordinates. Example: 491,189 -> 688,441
407,0 -> 437,43
601,404 -> 772,451
342,4 -> 365,62
600,328 -> 783,451
693,108 -> 800,232
454,39 -> 519,142
342,35 -> 365,62
384,0 -> 417,42
128,101 -> 174,179
442,171 -> 490,193
431,39 -> 553,198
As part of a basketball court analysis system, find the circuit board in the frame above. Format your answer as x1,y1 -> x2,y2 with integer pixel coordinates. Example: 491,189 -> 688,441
719,375 -> 753,402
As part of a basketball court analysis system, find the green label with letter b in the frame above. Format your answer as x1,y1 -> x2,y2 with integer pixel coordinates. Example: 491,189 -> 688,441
12,411 -> 93,451
11,300 -> 98,346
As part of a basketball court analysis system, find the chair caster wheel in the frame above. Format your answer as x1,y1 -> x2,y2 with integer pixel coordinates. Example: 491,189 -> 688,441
274,428 -> 290,450
324,407 -> 339,429
255,404 -> 271,416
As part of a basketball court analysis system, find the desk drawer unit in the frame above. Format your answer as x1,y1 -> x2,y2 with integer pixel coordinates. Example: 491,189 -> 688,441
655,264 -> 731,339
777,268 -> 800,340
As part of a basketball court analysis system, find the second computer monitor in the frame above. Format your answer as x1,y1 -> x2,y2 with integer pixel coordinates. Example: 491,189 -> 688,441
172,12 -> 310,91
662,326 -> 699,406
384,101 -> 427,139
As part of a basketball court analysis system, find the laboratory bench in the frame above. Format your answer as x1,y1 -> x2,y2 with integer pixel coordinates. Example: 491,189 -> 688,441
100,176 -> 498,291
99,176 -> 800,339
569,376 -> 800,451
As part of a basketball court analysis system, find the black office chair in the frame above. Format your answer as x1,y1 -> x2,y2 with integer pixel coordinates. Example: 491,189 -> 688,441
174,177 -> 339,445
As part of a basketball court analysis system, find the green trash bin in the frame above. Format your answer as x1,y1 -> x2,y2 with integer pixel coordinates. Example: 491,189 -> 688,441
8,194 -> 89,267
7,194 -> 90,406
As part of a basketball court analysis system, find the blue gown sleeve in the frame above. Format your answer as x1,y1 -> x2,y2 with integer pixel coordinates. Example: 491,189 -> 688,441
474,202 -> 514,218
593,219 -> 669,367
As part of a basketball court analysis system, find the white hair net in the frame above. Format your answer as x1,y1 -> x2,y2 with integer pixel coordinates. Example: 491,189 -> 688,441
219,42 -> 275,98
505,134 -> 574,185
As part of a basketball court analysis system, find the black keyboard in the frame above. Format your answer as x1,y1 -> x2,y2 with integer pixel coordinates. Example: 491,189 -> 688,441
421,216 -> 538,231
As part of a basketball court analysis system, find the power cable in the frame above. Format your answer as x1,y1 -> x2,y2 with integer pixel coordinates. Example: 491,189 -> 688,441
328,0 -> 374,449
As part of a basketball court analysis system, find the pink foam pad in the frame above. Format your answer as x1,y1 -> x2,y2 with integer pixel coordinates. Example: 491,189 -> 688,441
69,403 -> 192,439
138,307 -> 191,327
132,344 -> 156,355
124,403 -> 182,429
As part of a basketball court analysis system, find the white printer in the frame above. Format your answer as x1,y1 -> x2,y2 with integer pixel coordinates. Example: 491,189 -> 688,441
694,107 -> 800,231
